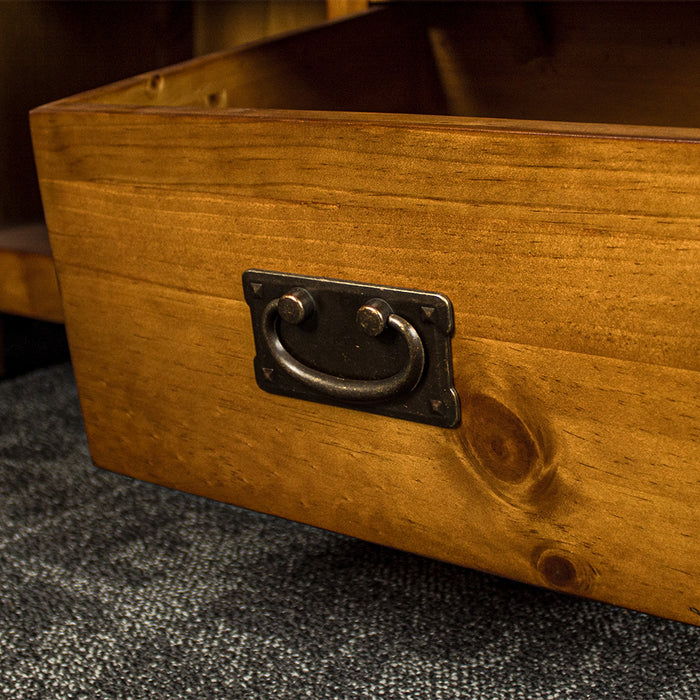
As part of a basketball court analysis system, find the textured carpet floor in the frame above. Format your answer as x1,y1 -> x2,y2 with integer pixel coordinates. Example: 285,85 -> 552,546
0,364 -> 698,699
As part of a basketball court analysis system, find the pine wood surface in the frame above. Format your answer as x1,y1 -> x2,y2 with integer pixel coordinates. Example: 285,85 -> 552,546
32,109 -> 699,371
31,7 -> 700,624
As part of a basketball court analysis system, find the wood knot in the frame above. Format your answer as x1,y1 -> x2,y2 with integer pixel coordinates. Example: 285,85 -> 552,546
457,391 -> 556,506
462,394 -> 537,483
534,547 -> 596,594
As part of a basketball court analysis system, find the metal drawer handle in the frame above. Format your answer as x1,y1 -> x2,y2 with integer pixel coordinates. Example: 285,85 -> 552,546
262,288 -> 425,403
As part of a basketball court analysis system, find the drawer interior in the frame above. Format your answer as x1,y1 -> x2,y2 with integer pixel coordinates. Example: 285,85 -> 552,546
79,2 -> 700,129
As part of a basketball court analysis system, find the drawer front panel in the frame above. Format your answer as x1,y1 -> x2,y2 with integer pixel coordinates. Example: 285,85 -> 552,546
33,108 -> 700,624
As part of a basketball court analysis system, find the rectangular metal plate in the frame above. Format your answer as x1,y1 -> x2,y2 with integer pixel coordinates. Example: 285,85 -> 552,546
243,270 -> 460,427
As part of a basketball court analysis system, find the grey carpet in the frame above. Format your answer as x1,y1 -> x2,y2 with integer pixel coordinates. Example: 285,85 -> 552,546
0,364 -> 698,700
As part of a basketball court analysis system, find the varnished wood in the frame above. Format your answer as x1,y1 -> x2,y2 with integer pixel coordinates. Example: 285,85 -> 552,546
32,108 -> 699,371
0,224 -> 63,322
31,6 -> 700,624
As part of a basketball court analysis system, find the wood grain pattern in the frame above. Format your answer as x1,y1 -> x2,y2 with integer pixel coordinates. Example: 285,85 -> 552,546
53,265 -> 700,625
0,224 -> 63,322
32,109 -> 700,371
31,7 -> 700,624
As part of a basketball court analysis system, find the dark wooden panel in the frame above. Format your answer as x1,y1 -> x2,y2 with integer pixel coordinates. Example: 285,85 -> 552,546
428,2 -> 700,127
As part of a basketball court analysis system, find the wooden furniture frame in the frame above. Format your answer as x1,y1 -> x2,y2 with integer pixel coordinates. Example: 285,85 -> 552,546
31,4 -> 699,624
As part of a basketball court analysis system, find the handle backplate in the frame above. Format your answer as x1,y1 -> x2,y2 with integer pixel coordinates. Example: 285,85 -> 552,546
243,269 -> 460,428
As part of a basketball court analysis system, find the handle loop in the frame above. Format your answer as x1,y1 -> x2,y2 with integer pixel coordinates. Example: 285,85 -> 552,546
262,295 -> 425,403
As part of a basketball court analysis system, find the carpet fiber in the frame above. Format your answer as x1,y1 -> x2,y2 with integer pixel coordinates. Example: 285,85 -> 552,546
1,364 -> 698,699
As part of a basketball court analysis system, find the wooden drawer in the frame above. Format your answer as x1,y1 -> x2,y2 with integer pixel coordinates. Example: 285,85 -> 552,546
31,4 -> 699,624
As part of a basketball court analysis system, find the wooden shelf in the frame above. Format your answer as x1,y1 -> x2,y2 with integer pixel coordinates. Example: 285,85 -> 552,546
0,223 -> 63,323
